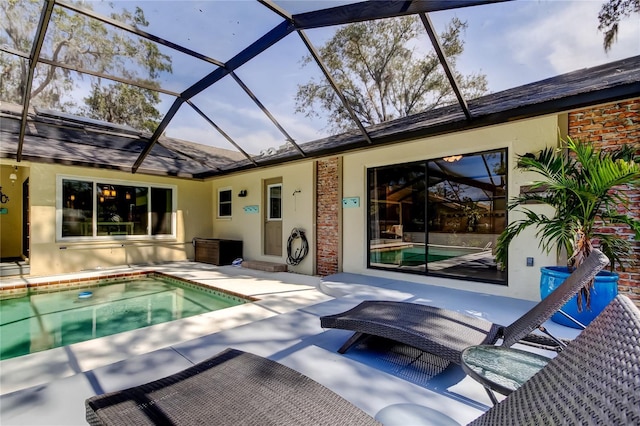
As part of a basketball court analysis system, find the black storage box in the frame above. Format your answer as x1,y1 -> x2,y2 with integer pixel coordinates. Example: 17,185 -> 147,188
194,238 -> 243,266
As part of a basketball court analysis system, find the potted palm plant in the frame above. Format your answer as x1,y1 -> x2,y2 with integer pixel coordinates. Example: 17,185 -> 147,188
496,136 -> 640,327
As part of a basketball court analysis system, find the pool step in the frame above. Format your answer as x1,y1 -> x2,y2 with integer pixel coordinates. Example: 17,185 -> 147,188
0,260 -> 29,277
241,260 -> 288,272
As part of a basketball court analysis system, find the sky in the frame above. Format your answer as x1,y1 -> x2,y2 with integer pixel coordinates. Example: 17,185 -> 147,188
441,1 -> 640,91
13,1 -> 640,156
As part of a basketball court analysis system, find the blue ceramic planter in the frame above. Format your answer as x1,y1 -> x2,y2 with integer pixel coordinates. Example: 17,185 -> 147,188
540,266 -> 618,328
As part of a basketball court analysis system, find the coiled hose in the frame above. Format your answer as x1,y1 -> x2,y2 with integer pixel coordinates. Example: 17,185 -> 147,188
287,228 -> 309,266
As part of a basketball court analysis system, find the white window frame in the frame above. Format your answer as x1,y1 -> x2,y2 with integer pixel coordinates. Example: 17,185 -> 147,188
56,175 -> 177,241
217,187 -> 233,219
267,183 -> 282,221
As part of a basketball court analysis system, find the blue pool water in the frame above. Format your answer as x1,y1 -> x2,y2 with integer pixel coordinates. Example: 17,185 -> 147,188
0,275 -> 248,360
370,245 -> 484,267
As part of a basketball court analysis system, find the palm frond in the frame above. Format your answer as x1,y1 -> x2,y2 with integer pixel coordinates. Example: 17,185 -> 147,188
497,136 -> 640,272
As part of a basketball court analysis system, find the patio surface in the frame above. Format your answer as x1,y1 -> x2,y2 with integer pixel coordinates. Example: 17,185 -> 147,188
0,263 -> 580,425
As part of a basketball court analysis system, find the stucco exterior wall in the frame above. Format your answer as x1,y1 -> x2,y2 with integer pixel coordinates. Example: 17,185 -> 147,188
4,100 -> 635,301
340,115 -> 562,301
25,163 -> 212,276
209,161 -> 315,276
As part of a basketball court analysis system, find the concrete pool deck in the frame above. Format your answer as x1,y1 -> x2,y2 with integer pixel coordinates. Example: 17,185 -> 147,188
0,262 -> 580,425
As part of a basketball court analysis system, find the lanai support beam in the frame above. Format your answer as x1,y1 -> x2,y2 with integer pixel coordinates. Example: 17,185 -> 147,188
186,100 -> 257,166
229,71 -> 305,157
259,0 -> 372,144
182,21 -> 295,100
291,0 -> 510,29
296,31 -> 374,144
132,20 -> 295,173
37,57 -> 180,97
17,0 -> 55,162
132,98 -> 184,172
419,12 -> 472,120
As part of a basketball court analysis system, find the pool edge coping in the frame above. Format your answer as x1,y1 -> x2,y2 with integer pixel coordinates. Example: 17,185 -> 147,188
0,270 -> 259,302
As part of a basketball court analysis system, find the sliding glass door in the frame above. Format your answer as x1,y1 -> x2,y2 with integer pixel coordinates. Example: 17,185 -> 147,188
367,149 -> 507,284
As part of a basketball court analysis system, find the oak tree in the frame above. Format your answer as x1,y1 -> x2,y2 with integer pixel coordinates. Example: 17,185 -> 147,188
0,0 -> 171,131
296,16 -> 487,133
598,0 -> 640,51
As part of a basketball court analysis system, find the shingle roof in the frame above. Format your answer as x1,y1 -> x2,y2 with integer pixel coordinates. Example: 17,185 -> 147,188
1,55 -> 638,179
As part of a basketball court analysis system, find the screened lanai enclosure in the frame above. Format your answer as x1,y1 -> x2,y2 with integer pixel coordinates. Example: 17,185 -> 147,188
2,0 -> 637,177
1,0 -> 638,281
4,0 -> 511,176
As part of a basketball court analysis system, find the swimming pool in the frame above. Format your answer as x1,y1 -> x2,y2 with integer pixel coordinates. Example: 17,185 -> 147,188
370,244 -> 485,267
0,274 -> 251,360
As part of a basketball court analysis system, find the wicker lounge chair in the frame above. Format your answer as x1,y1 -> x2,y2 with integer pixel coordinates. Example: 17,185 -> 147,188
320,249 -> 609,364
469,294 -> 640,425
85,348 -> 380,426
85,293 -> 639,425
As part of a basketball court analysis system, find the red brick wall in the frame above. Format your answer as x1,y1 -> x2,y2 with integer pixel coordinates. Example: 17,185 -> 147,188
316,157 -> 341,276
568,98 -> 640,302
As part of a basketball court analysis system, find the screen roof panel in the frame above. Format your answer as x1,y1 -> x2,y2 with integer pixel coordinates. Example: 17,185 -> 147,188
190,73 -> 296,159
0,1 -> 40,55
0,53 -> 27,108
42,3 -> 216,94
163,100 -> 237,152
233,32 -> 332,146
88,0 -> 283,63
429,1 -> 640,94
29,63 -> 176,133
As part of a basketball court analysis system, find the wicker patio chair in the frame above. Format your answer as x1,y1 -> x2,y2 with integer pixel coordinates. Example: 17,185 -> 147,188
85,348 -> 380,426
469,294 -> 640,425
320,249 -> 609,364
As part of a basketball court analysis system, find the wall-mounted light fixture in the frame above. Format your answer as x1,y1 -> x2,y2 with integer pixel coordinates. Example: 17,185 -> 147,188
238,190 -> 247,197
9,166 -> 17,185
